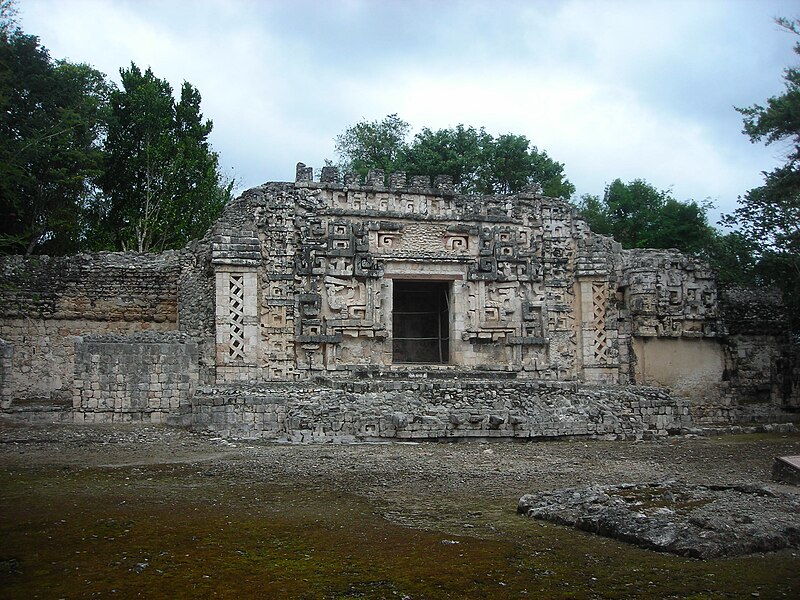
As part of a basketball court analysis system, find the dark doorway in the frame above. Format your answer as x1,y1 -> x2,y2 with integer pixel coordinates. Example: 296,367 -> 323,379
392,280 -> 450,364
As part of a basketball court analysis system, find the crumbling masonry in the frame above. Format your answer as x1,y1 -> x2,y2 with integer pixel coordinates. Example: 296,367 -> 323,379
1,164 -> 798,440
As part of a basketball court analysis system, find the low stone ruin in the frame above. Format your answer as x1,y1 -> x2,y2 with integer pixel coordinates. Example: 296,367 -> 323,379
1,164 -> 798,439
518,481 -> 800,558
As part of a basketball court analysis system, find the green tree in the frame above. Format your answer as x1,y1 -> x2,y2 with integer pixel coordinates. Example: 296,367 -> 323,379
0,23 -> 107,254
0,0 -> 16,33
401,124 -> 487,193
576,179 -> 716,256
334,113 -> 410,177
723,17 -> 800,332
479,133 -> 574,197
333,115 -> 575,197
704,231 -> 760,286
93,64 -> 230,252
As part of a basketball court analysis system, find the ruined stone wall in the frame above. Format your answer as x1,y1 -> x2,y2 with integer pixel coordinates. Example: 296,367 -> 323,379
719,285 -> 799,410
0,252 -> 182,406
186,379 -> 692,441
0,252 -> 180,321
209,167 -> 631,384
2,165 -> 796,433
208,167 -> 730,393
176,240 -> 217,386
73,332 -> 198,423
620,249 -> 726,399
621,249 -> 722,338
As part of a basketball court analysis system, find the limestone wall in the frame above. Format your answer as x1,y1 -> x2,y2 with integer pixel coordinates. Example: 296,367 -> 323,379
632,338 -> 726,397
0,252 -> 182,406
1,166 -> 797,434
720,285 -> 799,409
0,252 -> 180,321
0,319 -> 177,407
176,240 -> 218,386
73,332 -> 198,423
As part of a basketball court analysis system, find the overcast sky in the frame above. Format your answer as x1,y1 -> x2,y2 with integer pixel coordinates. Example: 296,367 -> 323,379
17,0 -> 800,225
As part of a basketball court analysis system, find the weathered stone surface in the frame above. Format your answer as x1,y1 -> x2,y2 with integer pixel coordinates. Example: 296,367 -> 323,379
0,252 -> 185,409
518,481 -> 800,558
773,456 -> 800,485
184,379 -> 691,441
1,166 -> 798,436
72,331 -> 199,424
0,252 -> 181,321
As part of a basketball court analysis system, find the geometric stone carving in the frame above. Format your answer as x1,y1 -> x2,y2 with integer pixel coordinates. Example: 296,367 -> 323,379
444,234 -> 469,252
215,270 -> 259,379
228,274 -> 246,360
591,281 -> 609,364
207,170 -> 735,387
377,232 -> 400,249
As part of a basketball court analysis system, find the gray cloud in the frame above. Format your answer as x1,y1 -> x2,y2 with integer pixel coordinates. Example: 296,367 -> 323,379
19,0 -> 800,225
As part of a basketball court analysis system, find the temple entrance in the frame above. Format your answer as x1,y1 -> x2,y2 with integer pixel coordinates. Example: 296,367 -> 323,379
392,280 -> 450,364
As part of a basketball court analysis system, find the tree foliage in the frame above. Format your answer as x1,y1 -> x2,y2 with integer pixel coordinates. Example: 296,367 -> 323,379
334,114 -> 410,177
0,8 -> 230,256
722,17 -> 800,332
576,179 -> 716,256
401,124 -> 487,193
333,115 -> 575,198
703,231 -> 760,286
0,24 -> 107,254
91,65 -> 229,252
0,0 -> 16,34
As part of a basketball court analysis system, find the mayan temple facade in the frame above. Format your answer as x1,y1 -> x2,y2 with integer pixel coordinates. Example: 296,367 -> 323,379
1,164 -> 798,440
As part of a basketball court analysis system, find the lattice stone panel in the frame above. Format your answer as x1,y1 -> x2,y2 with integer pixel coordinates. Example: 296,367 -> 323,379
591,281 -> 609,364
578,279 -> 618,381
228,275 -> 246,360
215,271 -> 259,375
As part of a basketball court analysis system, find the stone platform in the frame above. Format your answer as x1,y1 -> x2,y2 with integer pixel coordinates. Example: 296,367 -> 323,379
181,379 -> 691,442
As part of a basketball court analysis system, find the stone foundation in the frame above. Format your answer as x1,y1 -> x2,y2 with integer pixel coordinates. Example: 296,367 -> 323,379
185,380 -> 691,441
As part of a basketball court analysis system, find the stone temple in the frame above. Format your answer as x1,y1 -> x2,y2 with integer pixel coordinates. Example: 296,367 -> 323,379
1,164 -> 798,440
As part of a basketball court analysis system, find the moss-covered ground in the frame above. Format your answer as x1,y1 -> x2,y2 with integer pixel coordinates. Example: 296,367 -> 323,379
1,457 -> 798,599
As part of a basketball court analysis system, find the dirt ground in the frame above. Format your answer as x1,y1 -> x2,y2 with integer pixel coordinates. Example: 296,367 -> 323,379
1,418 -> 799,599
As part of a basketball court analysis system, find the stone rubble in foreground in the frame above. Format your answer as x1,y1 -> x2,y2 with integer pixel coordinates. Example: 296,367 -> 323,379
518,480 -> 800,559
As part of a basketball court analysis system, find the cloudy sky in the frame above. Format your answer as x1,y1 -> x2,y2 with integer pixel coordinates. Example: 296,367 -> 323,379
17,0 -> 800,225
